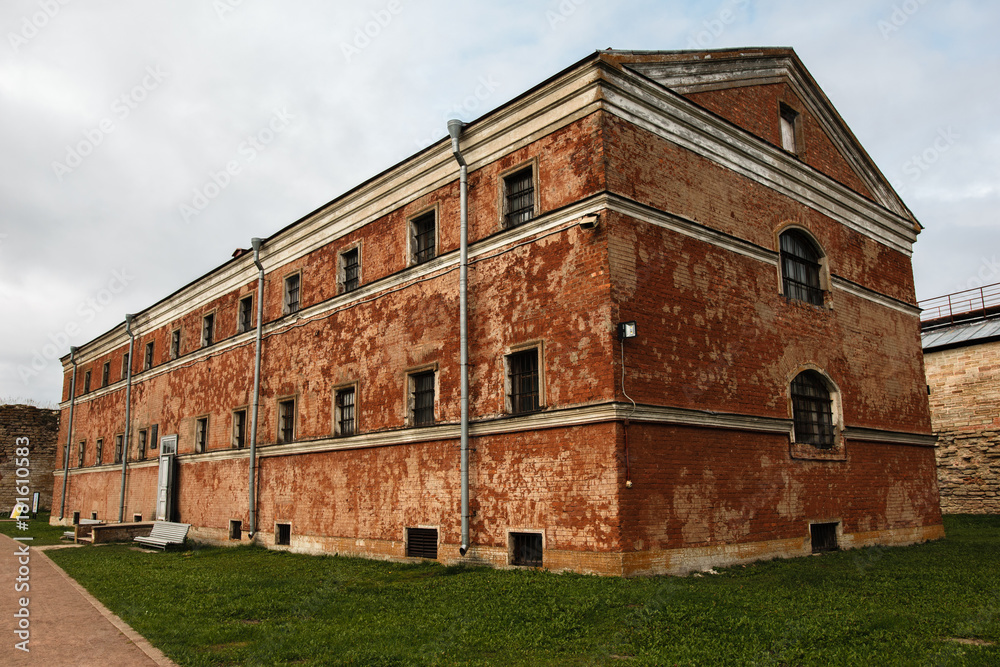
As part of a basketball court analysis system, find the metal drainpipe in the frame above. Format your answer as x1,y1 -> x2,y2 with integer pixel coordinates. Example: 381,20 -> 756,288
447,119 -> 471,556
249,238 -> 265,538
118,314 -> 135,523
59,346 -> 79,521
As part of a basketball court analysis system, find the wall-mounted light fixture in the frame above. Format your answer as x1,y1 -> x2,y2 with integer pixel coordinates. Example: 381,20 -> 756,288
617,321 -> 637,341
578,213 -> 599,230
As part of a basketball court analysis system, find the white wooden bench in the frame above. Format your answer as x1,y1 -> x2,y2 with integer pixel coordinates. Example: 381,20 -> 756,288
134,521 -> 190,550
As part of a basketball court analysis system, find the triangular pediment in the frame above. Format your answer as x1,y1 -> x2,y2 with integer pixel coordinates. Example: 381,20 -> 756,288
599,49 -> 917,228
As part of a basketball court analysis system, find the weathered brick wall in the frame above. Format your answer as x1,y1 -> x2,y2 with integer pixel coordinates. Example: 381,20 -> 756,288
924,340 -> 1000,513
0,405 -> 59,513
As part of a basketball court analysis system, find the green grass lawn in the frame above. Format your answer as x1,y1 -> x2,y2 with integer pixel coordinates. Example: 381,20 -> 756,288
0,511 -> 68,545
46,515 -> 999,666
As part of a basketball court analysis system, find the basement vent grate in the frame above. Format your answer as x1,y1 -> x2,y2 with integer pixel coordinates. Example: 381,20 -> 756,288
229,520 -> 242,540
811,522 -> 839,553
511,532 -> 543,567
275,523 -> 291,546
72,511 -> 80,525
406,528 -> 438,559
91,512 -> 98,520
133,513 -> 142,522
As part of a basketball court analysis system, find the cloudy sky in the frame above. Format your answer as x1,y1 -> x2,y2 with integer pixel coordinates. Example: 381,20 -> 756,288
1,0 -> 997,406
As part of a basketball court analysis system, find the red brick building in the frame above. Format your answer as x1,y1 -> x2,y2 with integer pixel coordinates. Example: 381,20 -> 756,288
53,48 -> 943,575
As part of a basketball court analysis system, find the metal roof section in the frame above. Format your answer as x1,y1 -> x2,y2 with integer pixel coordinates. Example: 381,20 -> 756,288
922,318 -> 1000,351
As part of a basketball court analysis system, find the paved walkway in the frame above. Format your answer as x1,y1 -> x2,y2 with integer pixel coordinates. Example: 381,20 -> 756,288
0,533 -> 176,666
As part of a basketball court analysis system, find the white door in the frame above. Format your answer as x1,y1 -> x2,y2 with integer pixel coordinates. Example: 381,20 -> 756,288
156,454 -> 172,521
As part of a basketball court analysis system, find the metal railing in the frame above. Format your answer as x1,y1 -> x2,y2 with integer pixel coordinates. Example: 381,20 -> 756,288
919,282 -> 1000,325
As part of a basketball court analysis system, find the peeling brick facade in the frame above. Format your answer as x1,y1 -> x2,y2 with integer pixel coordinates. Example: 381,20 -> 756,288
52,49 -> 943,575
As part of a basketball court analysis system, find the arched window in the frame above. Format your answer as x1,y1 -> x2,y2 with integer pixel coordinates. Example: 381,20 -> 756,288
791,370 -> 836,449
779,229 -> 824,305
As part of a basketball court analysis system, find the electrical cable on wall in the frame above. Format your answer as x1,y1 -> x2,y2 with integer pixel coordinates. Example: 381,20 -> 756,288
618,321 -> 638,488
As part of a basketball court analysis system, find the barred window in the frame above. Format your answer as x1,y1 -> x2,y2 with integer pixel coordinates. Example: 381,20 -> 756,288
791,370 -> 836,449
278,398 -> 296,443
507,349 -> 540,414
78,441 -> 85,468
410,371 -> 435,427
780,230 -> 824,306
503,167 -> 534,228
335,387 -> 356,436
239,295 -> 254,333
284,274 -> 301,314
137,429 -> 147,461
511,532 -> 542,567
341,248 -> 360,293
83,370 -> 91,394
195,417 -> 208,453
170,329 -> 181,359
144,341 -> 154,370
102,362 -> 110,387
95,438 -> 103,466
122,353 -> 130,379
411,211 -> 436,265
114,434 -> 123,463
232,409 -> 247,449
202,313 -> 215,347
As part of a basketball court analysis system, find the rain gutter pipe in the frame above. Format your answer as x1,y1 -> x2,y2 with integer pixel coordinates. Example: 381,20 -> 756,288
447,119 -> 470,556
248,237 -> 265,538
118,314 -> 135,523
59,346 -> 78,521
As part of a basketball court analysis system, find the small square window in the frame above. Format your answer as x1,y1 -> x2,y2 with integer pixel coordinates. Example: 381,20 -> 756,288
780,104 -> 800,154
232,409 -> 247,449
95,438 -> 103,466
507,348 -> 541,414
811,522 -> 839,553
137,429 -> 147,461
411,211 -> 436,265
275,522 -> 291,546
102,362 -> 110,387
511,532 -> 543,567
283,275 -> 300,315
239,295 -> 255,333
144,341 -> 155,370
133,513 -> 142,522
278,398 -> 296,443
503,166 -> 535,228
202,313 -> 215,347
83,370 -> 91,394
170,329 -> 181,359
114,434 -> 123,463
229,519 -> 242,540
406,527 -> 438,559
78,441 -> 85,468
195,416 -> 209,453
410,371 -> 435,427
335,386 -> 356,437
340,247 -> 361,293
